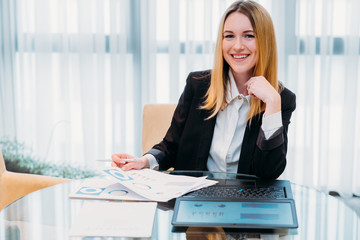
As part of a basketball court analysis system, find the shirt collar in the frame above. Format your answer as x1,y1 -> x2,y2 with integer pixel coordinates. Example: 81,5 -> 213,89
226,70 -> 251,104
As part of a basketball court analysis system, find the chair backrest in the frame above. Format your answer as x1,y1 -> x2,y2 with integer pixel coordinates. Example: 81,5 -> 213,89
142,104 -> 177,154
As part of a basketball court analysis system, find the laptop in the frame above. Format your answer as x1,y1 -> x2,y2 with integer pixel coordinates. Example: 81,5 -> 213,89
172,176 -> 298,229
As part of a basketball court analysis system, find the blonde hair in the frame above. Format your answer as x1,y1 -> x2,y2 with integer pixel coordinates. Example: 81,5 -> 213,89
202,0 -> 280,121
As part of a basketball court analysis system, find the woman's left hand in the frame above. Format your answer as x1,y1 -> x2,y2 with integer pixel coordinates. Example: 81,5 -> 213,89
246,76 -> 281,117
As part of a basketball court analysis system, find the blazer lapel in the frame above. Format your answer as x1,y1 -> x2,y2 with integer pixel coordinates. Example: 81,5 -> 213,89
237,116 -> 262,174
196,110 -> 216,169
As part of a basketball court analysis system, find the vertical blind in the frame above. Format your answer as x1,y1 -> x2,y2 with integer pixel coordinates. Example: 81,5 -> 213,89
0,0 -> 359,196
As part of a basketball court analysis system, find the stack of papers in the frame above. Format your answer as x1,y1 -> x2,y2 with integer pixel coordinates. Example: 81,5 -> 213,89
102,168 -> 217,202
70,168 -> 217,202
69,169 -> 216,238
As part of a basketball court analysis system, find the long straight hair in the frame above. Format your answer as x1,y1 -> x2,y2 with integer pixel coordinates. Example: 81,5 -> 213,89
202,0 -> 280,121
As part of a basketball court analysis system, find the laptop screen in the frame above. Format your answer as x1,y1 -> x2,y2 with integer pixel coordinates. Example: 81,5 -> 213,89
172,199 -> 298,229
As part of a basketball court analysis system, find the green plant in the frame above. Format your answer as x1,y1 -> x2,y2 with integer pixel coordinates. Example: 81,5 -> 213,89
0,137 -> 98,179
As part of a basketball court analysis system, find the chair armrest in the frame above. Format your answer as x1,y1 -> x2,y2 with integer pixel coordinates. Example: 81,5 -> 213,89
0,171 -> 71,211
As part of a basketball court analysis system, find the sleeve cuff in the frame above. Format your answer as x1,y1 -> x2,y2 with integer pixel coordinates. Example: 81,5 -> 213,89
257,127 -> 284,151
144,153 -> 159,170
261,111 -> 282,140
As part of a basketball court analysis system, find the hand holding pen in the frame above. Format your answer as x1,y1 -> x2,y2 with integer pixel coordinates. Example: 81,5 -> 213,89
110,153 -> 150,171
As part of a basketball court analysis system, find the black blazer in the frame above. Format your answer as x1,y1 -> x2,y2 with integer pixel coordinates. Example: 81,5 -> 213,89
147,70 -> 296,180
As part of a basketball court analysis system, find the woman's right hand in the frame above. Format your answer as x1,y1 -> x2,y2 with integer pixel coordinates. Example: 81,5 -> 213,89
111,153 -> 149,171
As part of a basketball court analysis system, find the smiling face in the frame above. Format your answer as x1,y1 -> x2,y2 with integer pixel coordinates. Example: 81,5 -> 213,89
222,12 -> 257,81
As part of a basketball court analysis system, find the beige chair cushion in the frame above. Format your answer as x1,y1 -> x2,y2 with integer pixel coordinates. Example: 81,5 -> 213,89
0,150 -> 71,211
142,104 -> 177,154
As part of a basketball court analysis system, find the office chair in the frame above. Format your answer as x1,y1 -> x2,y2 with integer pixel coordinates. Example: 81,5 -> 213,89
0,150 -> 71,211
142,104 -> 177,154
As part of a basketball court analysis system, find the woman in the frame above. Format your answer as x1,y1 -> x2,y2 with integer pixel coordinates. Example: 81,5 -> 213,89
112,0 -> 296,180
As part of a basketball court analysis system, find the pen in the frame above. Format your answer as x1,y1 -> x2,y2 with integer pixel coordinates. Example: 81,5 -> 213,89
96,159 -> 137,162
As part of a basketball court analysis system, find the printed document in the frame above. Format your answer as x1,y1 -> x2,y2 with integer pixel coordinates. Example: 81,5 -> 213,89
102,168 -> 217,202
69,178 -> 150,201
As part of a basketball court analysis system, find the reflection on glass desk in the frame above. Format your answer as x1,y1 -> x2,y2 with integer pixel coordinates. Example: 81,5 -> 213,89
0,171 -> 359,240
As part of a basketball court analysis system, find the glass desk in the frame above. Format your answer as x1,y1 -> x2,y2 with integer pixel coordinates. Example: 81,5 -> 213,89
1,171 -> 359,239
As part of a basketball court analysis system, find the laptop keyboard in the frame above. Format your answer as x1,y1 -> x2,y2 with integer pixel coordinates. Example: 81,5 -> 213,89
185,186 -> 286,199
